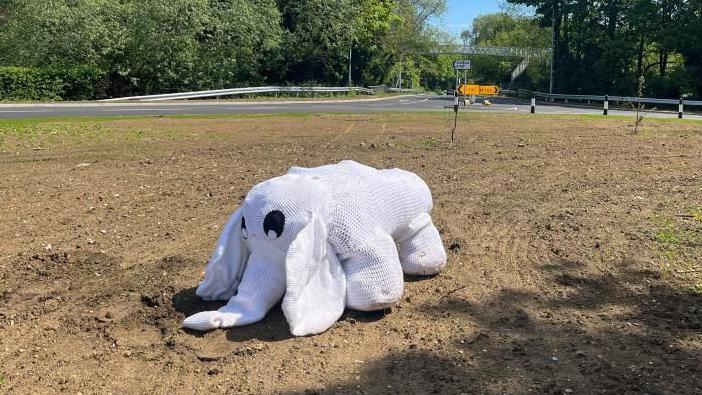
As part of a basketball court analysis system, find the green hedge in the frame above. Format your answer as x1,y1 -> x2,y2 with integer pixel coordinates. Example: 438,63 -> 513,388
0,66 -> 106,101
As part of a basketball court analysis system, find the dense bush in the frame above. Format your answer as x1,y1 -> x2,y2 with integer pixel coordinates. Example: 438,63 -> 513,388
0,66 -> 106,101
58,66 -> 108,100
0,67 -> 63,101
0,0 -> 449,100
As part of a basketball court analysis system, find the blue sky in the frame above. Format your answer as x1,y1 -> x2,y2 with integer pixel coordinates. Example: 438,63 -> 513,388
439,0 -> 503,38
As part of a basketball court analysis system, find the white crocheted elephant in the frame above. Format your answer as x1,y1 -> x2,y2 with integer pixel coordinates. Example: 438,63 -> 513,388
183,160 -> 446,336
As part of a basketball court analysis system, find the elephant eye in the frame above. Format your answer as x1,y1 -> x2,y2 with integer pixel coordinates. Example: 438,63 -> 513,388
263,210 -> 285,239
241,216 -> 248,239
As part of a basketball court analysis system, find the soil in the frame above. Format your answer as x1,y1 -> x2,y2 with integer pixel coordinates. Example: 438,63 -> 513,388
1,113 -> 701,394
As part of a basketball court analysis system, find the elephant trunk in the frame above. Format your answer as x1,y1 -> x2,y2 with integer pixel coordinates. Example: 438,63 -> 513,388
223,249 -> 286,325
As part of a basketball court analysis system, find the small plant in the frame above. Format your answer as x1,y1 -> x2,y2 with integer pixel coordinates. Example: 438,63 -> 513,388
131,129 -> 144,140
419,136 -> 437,149
690,207 -> 702,224
633,75 -> 646,134
654,218 -> 680,245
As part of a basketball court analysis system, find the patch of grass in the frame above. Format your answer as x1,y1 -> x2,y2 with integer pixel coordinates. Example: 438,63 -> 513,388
1,111 -> 700,129
0,115 -> 130,128
130,129 -> 144,140
690,207 -> 702,224
164,112 -> 315,120
575,113 -> 702,125
652,216 -> 701,292
0,111 -> 699,151
652,218 -> 683,276
654,218 -> 681,245
0,121 -> 106,148
0,112 -> 321,130
419,136 -> 438,149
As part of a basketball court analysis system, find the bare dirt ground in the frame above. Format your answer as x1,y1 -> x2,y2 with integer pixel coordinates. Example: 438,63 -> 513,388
1,113 -> 701,394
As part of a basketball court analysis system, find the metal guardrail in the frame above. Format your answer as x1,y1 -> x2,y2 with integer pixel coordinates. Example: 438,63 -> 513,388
102,86 -> 374,102
533,92 -> 702,107
528,91 -> 702,118
387,88 -> 422,93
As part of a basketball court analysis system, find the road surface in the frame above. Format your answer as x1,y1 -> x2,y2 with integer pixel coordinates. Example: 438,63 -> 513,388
0,95 -> 699,120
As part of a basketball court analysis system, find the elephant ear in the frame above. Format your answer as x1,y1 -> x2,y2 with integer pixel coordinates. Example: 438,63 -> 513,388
282,214 -> 346,336
195,208 -> 249,301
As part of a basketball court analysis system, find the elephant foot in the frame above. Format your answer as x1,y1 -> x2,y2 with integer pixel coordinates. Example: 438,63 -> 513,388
398,220 -> 447,275
346,289 -> 402,312
343,235 -> 405,311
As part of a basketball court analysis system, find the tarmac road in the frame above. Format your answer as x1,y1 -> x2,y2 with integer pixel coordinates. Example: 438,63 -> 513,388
0,94 -> 699,120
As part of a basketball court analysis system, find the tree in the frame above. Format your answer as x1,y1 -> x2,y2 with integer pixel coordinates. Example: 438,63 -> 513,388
373,0 -> 448,88
0,0 -> 124,68
275,0 -> 362,84
0,0 -> 283,95
114,0 -> 283,94
0,0 -> 457,97
505,0 -> 700,97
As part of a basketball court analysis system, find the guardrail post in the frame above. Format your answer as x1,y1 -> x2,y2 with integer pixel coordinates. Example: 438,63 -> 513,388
603,95 -> 609,116
531,96 -> 535,114
679,98 -> 683,119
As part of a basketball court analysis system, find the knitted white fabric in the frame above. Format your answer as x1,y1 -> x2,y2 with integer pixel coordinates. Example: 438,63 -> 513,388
182,160 -> 446,336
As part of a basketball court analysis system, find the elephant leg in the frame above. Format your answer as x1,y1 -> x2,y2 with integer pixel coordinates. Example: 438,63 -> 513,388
397,216 -> 447,276
343,231 -> 405,311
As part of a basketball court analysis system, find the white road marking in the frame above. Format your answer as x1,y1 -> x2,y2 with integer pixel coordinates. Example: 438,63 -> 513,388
242,106 -> 292,110
103,108 -> 183,112
0,110 -> 51,113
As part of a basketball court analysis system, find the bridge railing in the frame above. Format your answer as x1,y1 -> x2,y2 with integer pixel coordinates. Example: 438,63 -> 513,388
430,45 -> 550,58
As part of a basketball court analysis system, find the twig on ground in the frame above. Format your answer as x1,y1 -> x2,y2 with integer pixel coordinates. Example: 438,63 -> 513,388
650,154 -> 690,159
439,285 -> 469,300
451,110 -> 458,142
675,268 -> 702,274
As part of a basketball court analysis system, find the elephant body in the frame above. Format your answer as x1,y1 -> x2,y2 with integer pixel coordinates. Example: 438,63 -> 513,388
183,160 -> 446,336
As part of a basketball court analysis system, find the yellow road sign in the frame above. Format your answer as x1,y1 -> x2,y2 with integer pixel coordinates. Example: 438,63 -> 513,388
458,84 -> 480,95
458,84 -> 500,96
479,85 -> 500,95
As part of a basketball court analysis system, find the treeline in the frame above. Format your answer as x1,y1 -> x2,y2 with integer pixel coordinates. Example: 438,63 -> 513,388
0,0 -> 449,100
4,0 -> 698,100
506,0 -> 702,98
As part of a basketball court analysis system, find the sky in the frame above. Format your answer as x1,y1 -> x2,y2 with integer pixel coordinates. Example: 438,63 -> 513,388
439,0 -> 503,38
